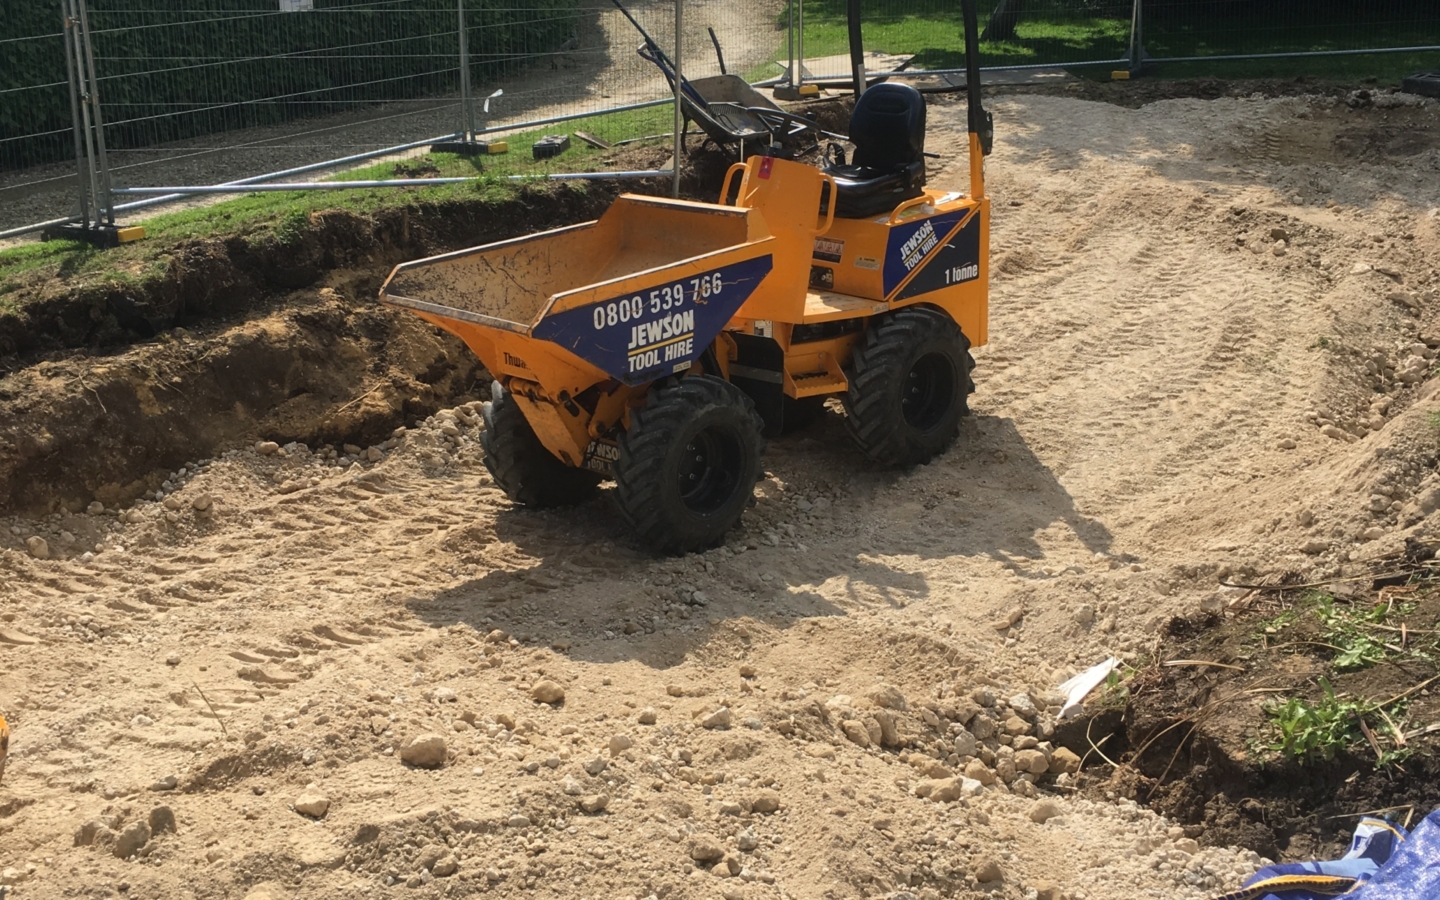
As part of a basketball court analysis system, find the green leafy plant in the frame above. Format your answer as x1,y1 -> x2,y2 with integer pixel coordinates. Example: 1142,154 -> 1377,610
1315,595 -> 1421,671
1266,677 -> 1406,763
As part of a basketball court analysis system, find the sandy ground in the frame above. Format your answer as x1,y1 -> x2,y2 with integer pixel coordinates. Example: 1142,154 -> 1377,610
3,90 -> 1440,899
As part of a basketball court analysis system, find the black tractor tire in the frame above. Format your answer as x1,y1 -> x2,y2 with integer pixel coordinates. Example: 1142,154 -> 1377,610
613,376 -> 766,555
480,380 -> 601,507
843,306 -> 974,466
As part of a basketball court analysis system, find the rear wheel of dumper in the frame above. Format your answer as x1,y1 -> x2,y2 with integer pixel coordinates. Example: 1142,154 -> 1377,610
481,381 -> 600,507
613,376 -> 766,555
844,306 -> 974,466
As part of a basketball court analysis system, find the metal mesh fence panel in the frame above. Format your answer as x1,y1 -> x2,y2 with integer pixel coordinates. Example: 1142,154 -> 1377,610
0,14 -> 71,172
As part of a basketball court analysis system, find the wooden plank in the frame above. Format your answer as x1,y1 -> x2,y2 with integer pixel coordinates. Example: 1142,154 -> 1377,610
572,130 -> 612,150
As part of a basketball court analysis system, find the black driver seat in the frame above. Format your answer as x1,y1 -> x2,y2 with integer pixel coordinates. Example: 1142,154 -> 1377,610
823,83 -> 927,218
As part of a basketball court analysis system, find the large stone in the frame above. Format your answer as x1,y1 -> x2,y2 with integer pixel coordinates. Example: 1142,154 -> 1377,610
973,858 -> 1004,884
148,806 -> 177,835
114,821 -> 150,858
864,684 -> 908,711
1049,746 -> 1082,775
700,707 -> 733,729
416,845 -> 447,872
1007,693 -> 1038,719
927,777 -> 966,802
841,720 -> 871,747
690,834 -> 726,863
1014,749 -> 1049,775
1029,799 -> 1063,823
295,790 -> 331,818
431,855 -> 459,877
969,714 -> 997,741
952,730 -> 978,758
963,760 -> 996,786
400,733 -> 448,768
74,819 -> 116,847
872,709 -> 900,746
1033,880 -> 1064,900
529,680 -> 565,704
750,789 -> 781,814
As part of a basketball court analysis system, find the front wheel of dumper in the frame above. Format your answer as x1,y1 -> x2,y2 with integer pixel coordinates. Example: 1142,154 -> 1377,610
481,381 -> 601,507
844,307 -> 974,467
613,376 -> 766,555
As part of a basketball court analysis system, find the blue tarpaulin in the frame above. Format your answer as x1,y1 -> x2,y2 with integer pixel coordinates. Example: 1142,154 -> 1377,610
1213,809 -> 1440,900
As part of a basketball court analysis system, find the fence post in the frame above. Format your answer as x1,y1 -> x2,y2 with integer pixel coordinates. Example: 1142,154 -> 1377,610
76,0 -> 113,226
60,0 -> 94,230
672,0 -> 683,199
45,0 -> 148,246
786,0 -> 795,87
55,0 -> 123,243
847,0 -> 865,97
1127,0 -> 1150,75
796,0 -> 804,87
458,0 -> 475,138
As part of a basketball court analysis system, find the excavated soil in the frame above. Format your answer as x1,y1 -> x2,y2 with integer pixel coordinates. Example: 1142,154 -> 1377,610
1099,576 -> 1440,863
2,88 -> 1440,900
0,163 -> 674,514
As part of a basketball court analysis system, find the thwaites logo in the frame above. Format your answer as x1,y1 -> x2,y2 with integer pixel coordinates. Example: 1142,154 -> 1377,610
899,220 -> 939,272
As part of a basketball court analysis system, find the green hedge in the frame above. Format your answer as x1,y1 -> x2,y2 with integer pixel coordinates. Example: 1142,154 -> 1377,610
0,0 -> 580,171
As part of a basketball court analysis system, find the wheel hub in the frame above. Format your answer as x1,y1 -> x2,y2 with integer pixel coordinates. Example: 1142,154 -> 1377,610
901,351 -> 957,432
677,426 -> 743,514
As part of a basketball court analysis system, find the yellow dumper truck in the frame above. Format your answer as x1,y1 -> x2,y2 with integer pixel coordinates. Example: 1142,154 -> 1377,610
381,2 -> 994,554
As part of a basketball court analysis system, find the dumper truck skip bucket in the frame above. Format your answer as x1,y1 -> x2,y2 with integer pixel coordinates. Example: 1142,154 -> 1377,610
381,195 -> 775,405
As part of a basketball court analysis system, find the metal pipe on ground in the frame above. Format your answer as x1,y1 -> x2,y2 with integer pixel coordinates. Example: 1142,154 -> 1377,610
109,170 -> 675,195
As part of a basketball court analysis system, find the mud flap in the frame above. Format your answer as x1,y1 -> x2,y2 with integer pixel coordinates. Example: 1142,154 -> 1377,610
727,332 -> 786,437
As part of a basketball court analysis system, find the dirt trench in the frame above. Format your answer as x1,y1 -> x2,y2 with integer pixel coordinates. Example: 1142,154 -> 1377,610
0,181 -> 640,515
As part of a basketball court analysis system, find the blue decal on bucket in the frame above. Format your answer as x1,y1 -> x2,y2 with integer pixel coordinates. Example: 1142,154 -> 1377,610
532,255 -> 774,385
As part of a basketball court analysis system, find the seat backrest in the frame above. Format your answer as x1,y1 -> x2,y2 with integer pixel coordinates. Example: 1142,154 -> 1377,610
849,83 -> 926,169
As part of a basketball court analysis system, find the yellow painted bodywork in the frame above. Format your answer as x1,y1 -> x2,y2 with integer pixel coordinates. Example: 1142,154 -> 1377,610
380,148 -> 989,471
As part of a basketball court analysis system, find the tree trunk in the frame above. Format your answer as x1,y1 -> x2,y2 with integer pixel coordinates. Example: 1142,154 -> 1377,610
980,0 -> 1028,42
